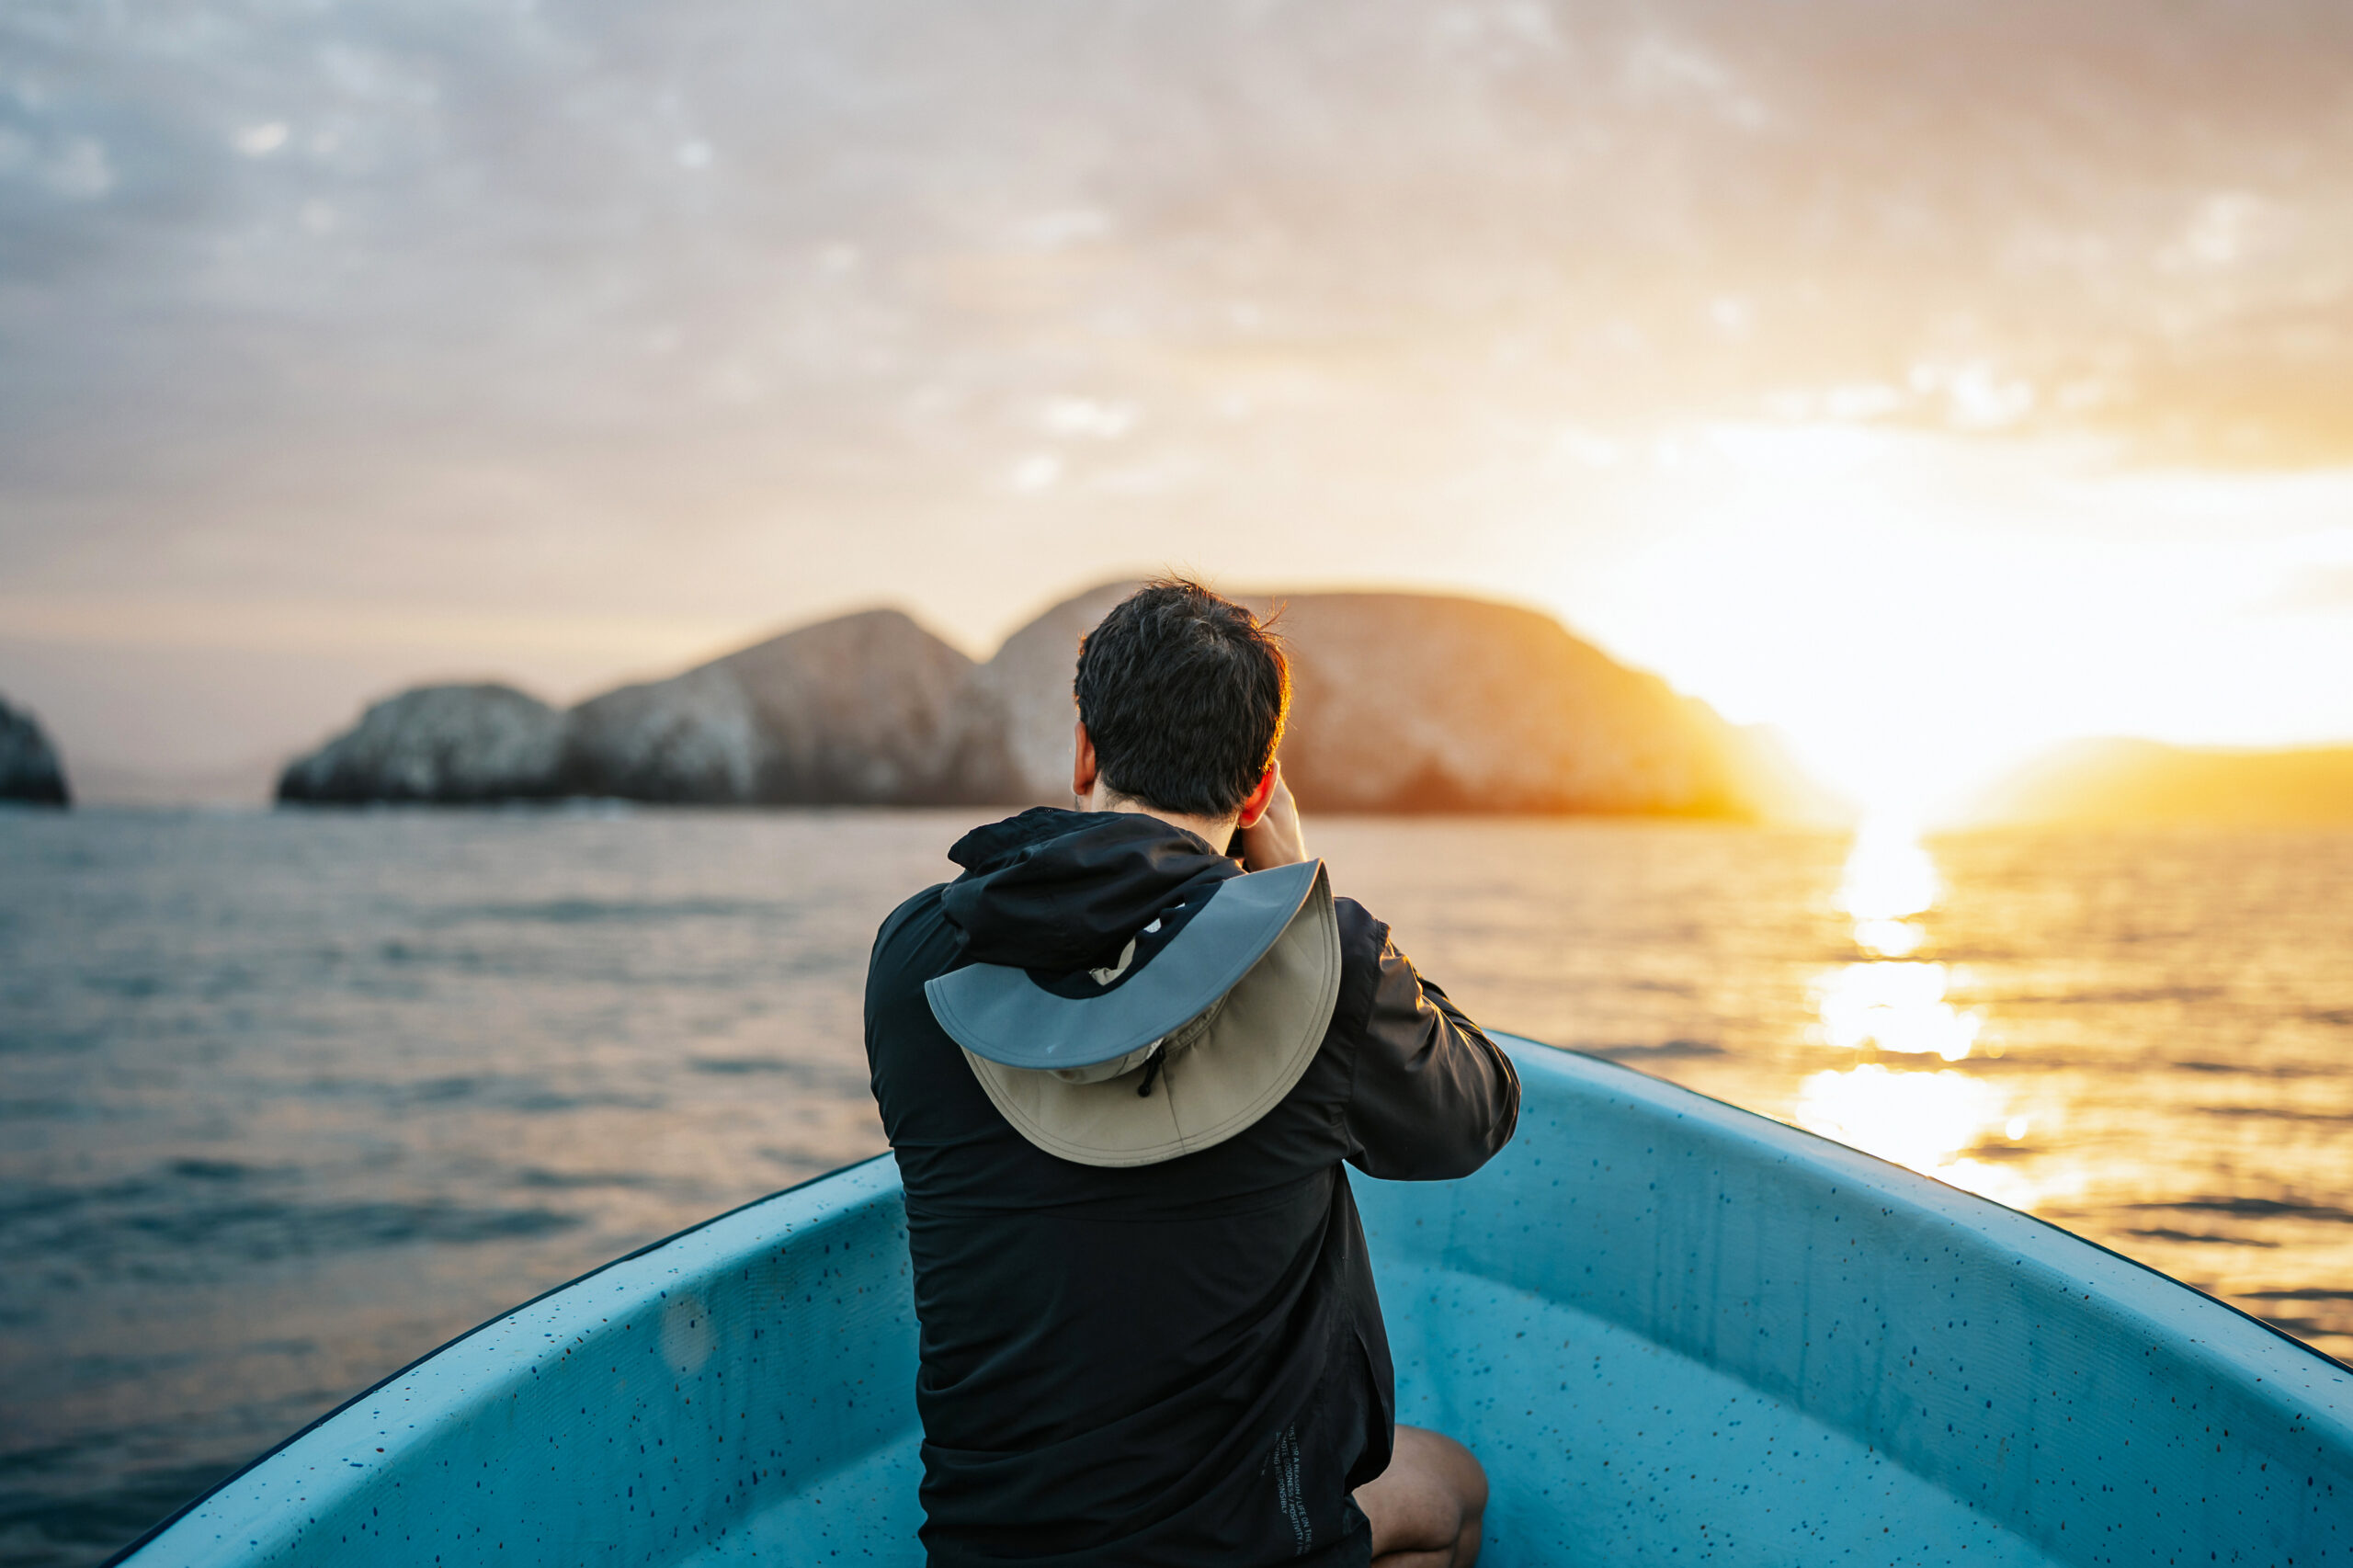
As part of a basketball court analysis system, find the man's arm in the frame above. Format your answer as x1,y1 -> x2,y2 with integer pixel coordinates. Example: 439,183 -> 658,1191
1242,776 -> 1517,1177
1339,911 -> 1520,1181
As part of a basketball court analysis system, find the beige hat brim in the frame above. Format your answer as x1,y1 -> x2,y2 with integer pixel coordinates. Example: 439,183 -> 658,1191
962,862 -> 1341,1168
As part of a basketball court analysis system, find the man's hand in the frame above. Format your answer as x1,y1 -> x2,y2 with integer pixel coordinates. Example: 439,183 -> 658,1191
1239,765 -> 1309,869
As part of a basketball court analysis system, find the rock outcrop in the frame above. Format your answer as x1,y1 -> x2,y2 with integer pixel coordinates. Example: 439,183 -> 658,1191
278,684 -> 566,803
278,585 -> 1835,820
979,587 -> 1794,818
968,580 -> 1141,801
1269,593 -> 1746,814
561,609 -> 1017,804
279,610 -> 1016,807
0,695 -> 70,806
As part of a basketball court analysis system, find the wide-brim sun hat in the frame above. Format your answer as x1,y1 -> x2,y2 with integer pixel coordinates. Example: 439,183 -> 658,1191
924,858 -> 1341,1167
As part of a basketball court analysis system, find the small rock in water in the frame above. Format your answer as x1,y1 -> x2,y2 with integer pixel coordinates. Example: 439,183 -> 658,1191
0,694 -> 70,806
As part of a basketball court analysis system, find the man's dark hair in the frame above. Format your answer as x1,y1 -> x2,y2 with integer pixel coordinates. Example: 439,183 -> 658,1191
1074,578 -> 1290,819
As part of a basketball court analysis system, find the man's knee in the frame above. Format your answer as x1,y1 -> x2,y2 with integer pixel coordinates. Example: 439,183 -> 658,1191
1357,1425 -> 1488,1567
1405,1426 -> 1488,1517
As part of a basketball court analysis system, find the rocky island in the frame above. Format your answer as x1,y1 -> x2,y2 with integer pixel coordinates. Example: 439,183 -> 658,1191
279,585 -> 1836,821
278,684 -> 567,804
0,695 -> 70,807
560,609 -> 1014,805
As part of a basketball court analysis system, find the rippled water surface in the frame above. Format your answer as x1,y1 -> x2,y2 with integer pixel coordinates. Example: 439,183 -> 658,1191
2,809 -> 2347,1565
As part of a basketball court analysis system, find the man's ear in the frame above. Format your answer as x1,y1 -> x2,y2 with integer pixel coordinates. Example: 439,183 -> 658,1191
1233,765 -> 1278,829
1071,720 -> 1098,801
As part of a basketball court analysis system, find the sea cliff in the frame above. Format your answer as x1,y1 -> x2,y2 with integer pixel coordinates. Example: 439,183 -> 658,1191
0,695 -> 71,807
278,586 -> 1833,821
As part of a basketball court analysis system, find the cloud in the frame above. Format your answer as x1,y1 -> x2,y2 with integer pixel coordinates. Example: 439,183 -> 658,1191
232,121 -> 289,157
6,0 -> 2353,780
2267,563 -> 2353,614
6,0 -> 2353,481
0,126 -> 116,200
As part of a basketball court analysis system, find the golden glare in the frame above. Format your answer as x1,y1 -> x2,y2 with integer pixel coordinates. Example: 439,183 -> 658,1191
1566,433 -> 2353,828
1836,815 -> 1938,925
1813,961 -> 1982,1060
1852,917 -> 1922,957
1795,821 -> 2040,1211
1817,818 -> 1978,1058
1794,1065 -> 2038,1210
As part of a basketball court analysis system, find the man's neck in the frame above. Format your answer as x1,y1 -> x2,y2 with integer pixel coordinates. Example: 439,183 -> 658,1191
1083,790 -> 1239,858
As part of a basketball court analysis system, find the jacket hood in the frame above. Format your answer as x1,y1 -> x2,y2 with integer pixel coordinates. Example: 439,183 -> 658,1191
942,807 -> 1241,972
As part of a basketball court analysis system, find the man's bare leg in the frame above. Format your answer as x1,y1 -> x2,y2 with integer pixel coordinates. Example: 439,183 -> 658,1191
1354,1425 -> 1487,1568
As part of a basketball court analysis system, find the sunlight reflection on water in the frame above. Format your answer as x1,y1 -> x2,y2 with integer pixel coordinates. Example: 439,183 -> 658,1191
1798,817 -> 2030,1205
1793,1063 -> 2041,1211
1850,916 -> 1921,957
5,810 -> 2348,1567
1812,960 -> 1982,1059
1301,818 -> 2353,1369
1836,815 -> 1939,925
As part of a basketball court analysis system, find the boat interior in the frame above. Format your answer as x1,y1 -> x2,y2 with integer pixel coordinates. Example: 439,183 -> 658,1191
125,1039 -> 2353,1566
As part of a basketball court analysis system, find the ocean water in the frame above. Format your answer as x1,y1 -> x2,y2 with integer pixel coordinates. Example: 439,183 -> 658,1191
1,808 -> 2347,1566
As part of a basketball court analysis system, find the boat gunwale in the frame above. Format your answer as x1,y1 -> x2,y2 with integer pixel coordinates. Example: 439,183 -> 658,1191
101,1151 -> 898,1567
1502,1035 -> 2353,1384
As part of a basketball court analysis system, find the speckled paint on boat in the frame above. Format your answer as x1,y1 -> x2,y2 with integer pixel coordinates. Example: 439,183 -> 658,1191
117,1038 -> 2353,1566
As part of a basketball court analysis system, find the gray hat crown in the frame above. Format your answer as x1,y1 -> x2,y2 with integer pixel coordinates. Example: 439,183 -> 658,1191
927,859 -> 1343,1168
926,858 -> 1324,1073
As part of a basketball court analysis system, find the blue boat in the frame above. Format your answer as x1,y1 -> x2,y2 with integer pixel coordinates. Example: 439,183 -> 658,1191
118,1038 -> 2353,1565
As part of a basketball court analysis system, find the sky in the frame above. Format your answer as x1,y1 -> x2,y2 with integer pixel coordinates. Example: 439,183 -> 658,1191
3,0 -> 2351,809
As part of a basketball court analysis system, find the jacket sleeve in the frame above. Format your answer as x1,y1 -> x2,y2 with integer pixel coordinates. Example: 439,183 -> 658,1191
1337,904 -> 1520,1182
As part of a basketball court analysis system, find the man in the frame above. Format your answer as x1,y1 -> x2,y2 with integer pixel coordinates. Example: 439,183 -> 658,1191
865,579 -> 1519,1567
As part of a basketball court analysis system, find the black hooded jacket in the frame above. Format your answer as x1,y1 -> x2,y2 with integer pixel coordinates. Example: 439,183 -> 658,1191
865,809 -> 1520,1567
